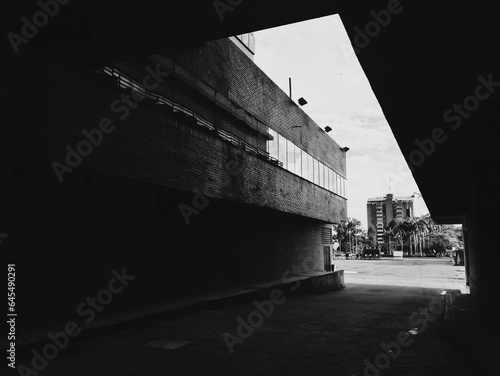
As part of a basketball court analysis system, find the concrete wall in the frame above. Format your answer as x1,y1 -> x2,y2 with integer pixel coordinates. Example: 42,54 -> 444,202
5,168 -> 333,319
171,38 -> 346,176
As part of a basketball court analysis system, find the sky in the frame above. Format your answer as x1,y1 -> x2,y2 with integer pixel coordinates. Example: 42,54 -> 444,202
253,14 -> 429,229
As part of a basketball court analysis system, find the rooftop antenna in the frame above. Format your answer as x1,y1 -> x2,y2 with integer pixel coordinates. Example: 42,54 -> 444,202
289,77 -> 292,99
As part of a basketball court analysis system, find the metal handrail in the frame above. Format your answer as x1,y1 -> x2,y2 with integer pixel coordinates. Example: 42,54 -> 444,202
98,67 -> 280,165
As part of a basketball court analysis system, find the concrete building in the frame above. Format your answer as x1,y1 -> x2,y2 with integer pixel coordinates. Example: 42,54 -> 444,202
2,20 -> 346,320
367,194 -> 414,245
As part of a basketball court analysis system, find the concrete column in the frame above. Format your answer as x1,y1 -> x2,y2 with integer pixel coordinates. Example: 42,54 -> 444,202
465,162 -> 500,321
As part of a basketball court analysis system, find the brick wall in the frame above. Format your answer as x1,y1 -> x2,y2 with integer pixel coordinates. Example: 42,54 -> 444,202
4,37 -> 346,320
171,38 -> 346,176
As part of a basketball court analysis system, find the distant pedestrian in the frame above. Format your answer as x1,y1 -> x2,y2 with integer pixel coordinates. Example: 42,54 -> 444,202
453,250 -> 458,265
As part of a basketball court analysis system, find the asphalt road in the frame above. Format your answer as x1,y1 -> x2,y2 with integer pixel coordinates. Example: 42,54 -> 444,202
334,257 -> 467,293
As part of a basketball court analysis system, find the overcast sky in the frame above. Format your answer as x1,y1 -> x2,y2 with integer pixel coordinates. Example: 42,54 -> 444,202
253,14 -> 429,229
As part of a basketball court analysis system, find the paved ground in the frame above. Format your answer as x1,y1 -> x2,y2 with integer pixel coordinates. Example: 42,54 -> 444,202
333,257 -> 467,292
11,258 -> 479,376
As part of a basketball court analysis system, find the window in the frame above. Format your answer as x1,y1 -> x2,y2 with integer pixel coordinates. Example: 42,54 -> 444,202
268,129 -> 278,160
323,164 -> 327,189
307,153 -> 314,182
241,33 -> 249,46
248,33 -> 256,54
327,168 -> 332,191
296,147 -> 303,177
278,134 -> 287,167
301,150 -> 308,179
266,131 -> 344,196
313,158 -> 319,185
287,140 -> 295,173
318,162 -> 324,187
293,143 -> 301,176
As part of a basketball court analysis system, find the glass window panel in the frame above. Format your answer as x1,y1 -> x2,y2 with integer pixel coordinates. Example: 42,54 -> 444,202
323,164 -> 327,189
320,162 -> 324,186
278,134 -> 287,167
318,163 -> 323,187
313,159 -> 319,184
296,146 -> 303,177
334,172 -> 339,194
327,168 -> 332,191
343,178 -> 347,197
241,33 -> 249,47
306,153 -> 312,181
287,140 -> 295,174
324,167 -> 328,190
294,147 -> 301,177
248,33 -> 255,53
301,150 -> 307,179
319,162 -> 326,188
268,129 -> 278,159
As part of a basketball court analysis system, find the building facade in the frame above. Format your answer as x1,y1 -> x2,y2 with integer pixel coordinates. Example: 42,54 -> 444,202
367,194 -> 414,245
4,32 -> 347,319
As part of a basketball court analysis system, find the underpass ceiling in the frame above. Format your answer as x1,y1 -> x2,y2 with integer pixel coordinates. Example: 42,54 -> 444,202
3,0 -> 499,224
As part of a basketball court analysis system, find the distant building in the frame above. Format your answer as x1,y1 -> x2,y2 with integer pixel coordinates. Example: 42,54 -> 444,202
367,194 -> 414,245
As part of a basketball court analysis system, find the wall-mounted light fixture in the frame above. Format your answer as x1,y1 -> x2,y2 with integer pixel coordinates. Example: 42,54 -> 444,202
298,97 -> 307,106
341,147 -> 350,152
324,126 -> 332,133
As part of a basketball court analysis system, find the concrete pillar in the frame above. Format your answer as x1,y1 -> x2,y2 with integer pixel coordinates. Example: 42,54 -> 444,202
465,161 -> 500,321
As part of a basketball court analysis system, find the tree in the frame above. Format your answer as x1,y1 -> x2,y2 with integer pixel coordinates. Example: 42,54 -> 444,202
408,215 -> 463,255
385,218 -> 406,253
367,226 -> 377,247
380,214 -> 463,257
335,218 -> 363,254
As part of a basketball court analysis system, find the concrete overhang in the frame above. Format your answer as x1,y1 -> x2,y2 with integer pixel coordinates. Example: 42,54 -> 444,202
1,0 -> 338,67
337,0 -> 500,224
3,0 -> 499,224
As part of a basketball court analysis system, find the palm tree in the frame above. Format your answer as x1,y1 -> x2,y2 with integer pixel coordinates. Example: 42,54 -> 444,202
367,226 -> 377,247
414,217 -> 429,256
336,218 -> 362,255
386,218 -> 406,253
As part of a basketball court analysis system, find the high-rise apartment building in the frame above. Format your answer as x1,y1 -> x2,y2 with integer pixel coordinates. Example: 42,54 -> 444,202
367,194 -> 414,245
